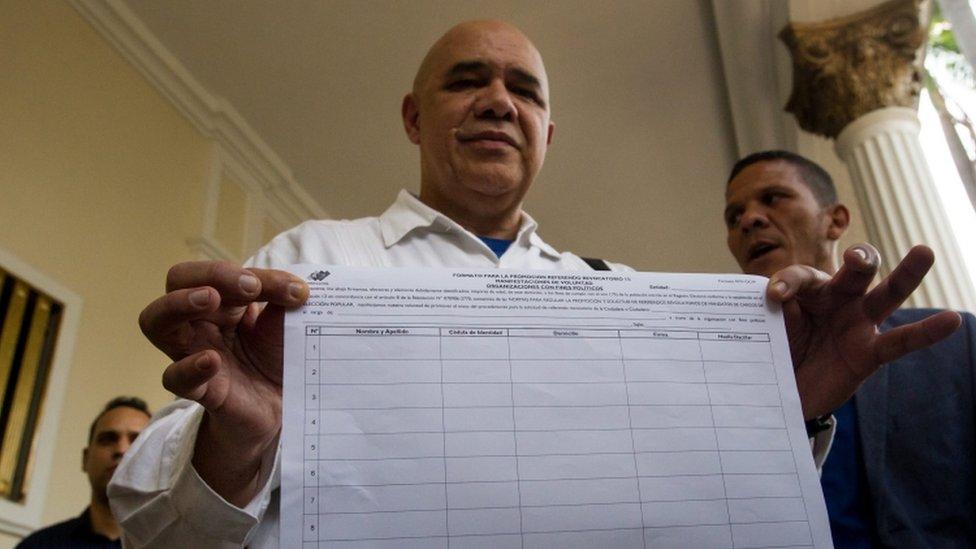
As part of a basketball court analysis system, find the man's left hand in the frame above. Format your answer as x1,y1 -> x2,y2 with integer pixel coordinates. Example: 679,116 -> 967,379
768,244 -> 962,419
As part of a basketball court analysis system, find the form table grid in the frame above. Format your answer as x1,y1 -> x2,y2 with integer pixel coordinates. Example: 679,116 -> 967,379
300,325 -> 814,549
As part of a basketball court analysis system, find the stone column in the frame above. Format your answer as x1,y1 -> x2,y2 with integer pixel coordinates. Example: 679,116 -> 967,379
780,0 -> 976,311
835,107 -> 976,309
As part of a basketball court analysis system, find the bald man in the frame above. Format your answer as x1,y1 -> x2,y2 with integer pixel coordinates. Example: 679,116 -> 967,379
112,21 -> 960,547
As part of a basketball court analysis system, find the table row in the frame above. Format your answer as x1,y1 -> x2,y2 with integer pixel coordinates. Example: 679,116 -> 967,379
305,455 -> 799,487
305,359 -> 779,384
304,427 -> 794,459
306,405 -> 787,433
301,524 -> 812,549
304,381 -> 785,409
304,334 -> 773,362
304,474 -> 803,513
301,503 -> 812,547
305,327 -> 772,341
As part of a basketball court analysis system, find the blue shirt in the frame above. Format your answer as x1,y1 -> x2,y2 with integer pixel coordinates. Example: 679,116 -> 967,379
478,236 -> 514,258
820,399 -> 876,548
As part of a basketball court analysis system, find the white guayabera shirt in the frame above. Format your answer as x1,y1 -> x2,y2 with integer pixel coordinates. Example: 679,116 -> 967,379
108,190 -> 830,548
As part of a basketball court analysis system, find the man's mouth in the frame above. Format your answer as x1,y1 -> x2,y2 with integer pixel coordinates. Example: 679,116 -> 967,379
457,131 -> 519,148
747,242 -> 780,262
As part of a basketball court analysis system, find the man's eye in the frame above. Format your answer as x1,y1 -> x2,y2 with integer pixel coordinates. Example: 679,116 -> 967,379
512,87 -> 539,102
446,79 -> 477,90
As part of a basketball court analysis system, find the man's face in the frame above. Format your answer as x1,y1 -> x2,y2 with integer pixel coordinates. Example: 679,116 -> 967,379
83,406 -> 149,503
725,160 -> 839,276
405,22 -> 554,220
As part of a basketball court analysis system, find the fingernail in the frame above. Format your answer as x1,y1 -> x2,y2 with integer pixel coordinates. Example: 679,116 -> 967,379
853,247 -> 868,262
288,282 -> 306,301
772,280 -> 788,295
195,354 -> 212,371
239,274 -> 260,294
189,289 -> 211,308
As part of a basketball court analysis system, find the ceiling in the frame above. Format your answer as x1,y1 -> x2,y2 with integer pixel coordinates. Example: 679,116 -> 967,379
120,0 -> 741,272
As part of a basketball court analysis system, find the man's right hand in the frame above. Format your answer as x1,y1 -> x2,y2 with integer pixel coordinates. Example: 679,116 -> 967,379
138,261 -> 309,506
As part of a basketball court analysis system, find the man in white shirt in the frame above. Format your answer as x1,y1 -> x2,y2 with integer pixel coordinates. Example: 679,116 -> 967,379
112,20 -> 962,547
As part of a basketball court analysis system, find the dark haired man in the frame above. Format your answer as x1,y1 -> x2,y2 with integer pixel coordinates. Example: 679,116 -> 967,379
17,397 -> 151,548
725,150 -> 976,547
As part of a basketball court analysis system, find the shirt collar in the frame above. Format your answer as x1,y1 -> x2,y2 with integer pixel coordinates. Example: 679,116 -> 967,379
379,190 -> 451,247
74,507 -> 93,534
379,190 -> 560,259
73,506 -> 110,540
518,210 -> 561,258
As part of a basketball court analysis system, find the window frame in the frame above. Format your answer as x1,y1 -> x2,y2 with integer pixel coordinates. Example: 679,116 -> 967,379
0,247 -> 82,537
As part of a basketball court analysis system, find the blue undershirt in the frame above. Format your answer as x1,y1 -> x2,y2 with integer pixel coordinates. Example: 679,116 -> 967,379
478,236 -> 514,258
820,398 -> 876,548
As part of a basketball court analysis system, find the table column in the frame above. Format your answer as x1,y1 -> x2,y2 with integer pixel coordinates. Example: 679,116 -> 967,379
303,327 -> 321,548
317,327 -> 448,549
440,327 -> 522,549
510,328 -> 644,549
700,332 -> 813,549
620,329 -> 731,549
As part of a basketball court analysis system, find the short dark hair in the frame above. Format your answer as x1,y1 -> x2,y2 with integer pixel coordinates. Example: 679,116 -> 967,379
727,150 -> 838,207
87,396 -> 151,443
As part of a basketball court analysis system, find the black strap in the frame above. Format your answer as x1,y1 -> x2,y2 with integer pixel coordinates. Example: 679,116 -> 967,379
581,257 -> 611,271
805,415 -> 832,437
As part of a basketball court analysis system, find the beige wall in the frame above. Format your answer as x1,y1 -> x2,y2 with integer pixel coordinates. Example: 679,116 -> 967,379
0,1 -> 215,544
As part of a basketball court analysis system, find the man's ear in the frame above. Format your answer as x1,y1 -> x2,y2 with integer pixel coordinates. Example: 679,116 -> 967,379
402,94 -> 421,145
826,203 -> 850,241
547,121 -> 555,146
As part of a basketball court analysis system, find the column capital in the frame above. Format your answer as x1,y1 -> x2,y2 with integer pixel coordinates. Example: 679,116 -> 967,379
780,0 -> 927,139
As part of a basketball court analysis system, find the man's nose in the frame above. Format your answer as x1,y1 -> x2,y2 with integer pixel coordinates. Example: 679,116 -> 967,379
114,438 -> 132,457
739,205 -> 769,233
474,79 -> 516,121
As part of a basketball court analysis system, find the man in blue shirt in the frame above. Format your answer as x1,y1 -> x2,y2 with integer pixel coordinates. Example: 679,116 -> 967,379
724,150 -> 976,547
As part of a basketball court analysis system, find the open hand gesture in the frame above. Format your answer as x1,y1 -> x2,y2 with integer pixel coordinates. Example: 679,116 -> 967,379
768,244 -> 961,419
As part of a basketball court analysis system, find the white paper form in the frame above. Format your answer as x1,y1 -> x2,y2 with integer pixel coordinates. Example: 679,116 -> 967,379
281,266 -> 832,549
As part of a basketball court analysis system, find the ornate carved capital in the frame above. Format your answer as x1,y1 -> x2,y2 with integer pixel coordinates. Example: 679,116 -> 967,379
780,0 -> 927,139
